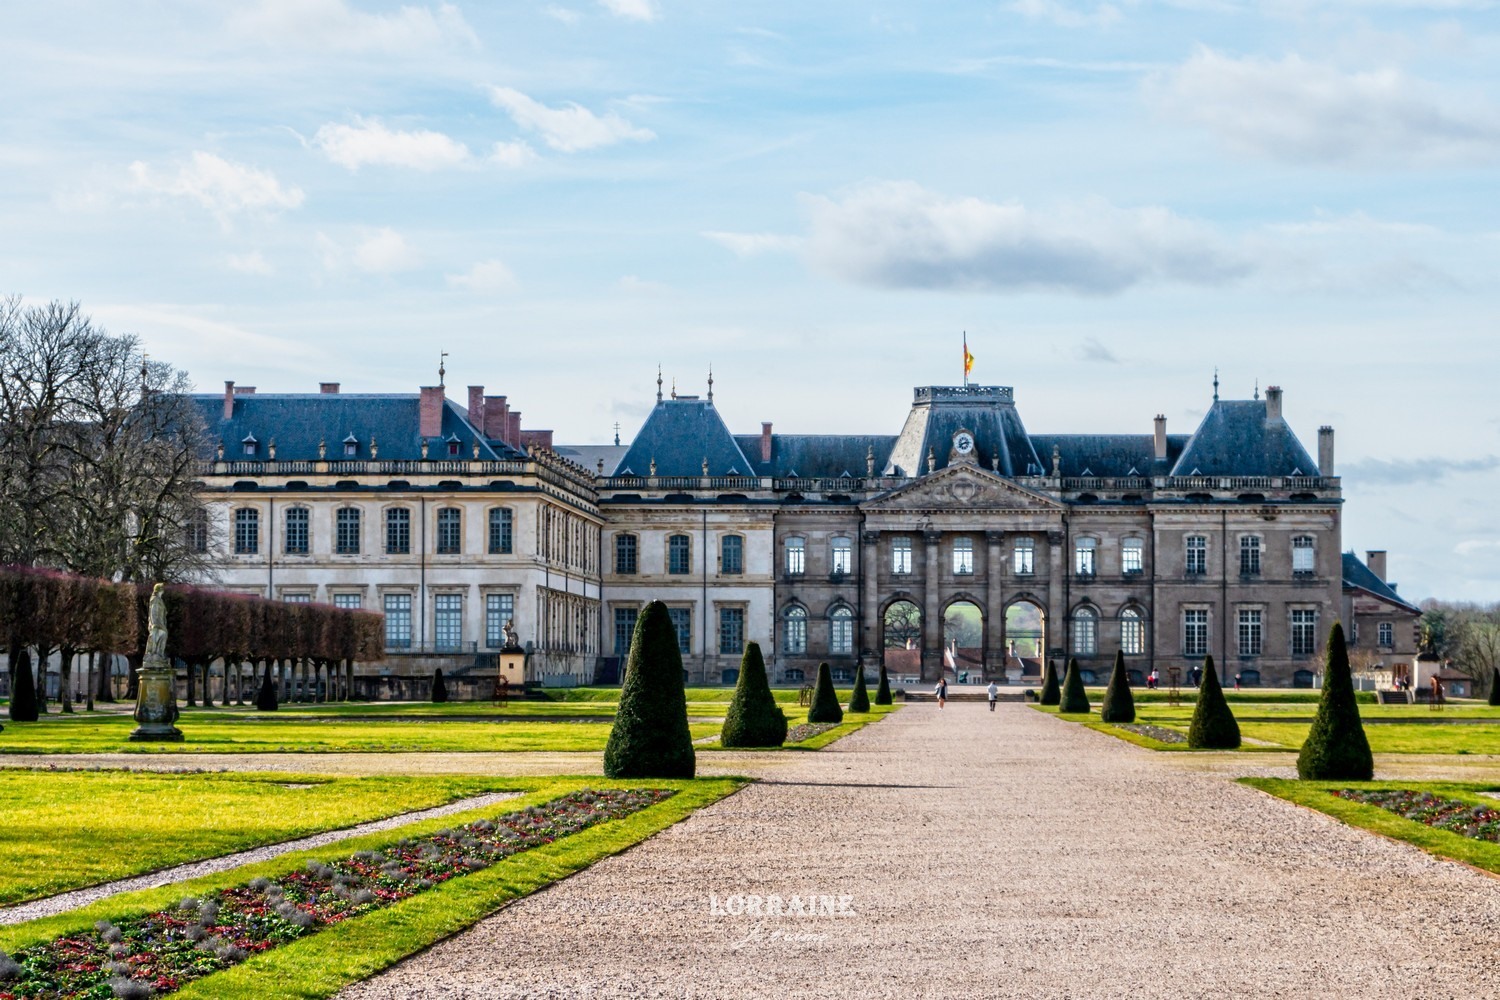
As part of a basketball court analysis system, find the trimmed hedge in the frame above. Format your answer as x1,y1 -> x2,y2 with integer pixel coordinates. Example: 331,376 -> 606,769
1296,622 -> 1373,780
431,668 -> 448,704
604,600 -> 696,778
874,664 -> 893,706
1039,659 -> 1061,706
720,642 -> 787,748
807,662 -> 844,724
8,649 -> 38,723
848,666 -> 870,713
1059,657 -> 1090,714
1099,650 -> 1135,723
1187,655 -> 1241,749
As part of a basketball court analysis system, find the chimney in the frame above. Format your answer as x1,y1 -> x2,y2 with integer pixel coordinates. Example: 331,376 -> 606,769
507,411 -> 522,447
1153,414 -> 1167,461
484,395 -> 508,441
761,422 -> 773,463
319,382 -> 340,394
467,386 -> 486,434
1265,385 -> 1283,421
1318,426 -> 1335,477
419,386 -> 444,439
1366,550 -> 1387,582
223,381 -> 235,420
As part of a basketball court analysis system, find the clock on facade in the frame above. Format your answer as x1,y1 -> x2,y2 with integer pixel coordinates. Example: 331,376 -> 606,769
954,431 -> 975,455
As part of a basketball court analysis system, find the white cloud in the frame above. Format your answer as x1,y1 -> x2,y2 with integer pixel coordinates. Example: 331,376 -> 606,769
1152,48 -> 1500,165
701,231 -> 803,257
801,182 -> 1250,296
488,87 -> 655,152
352,227 -> 419,274
226,250 -> 274,275
314,117 -> 472,171
489,140 -> 537,167
128,152 -> 304,223
229,0 -> 477,53
447,259 -> 518,293
1007,0 -> 1122,29
545,5 -> 582,24
599,0 -> 659,21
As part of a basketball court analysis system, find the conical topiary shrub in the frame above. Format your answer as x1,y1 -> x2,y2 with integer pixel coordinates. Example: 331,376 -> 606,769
1489,667 -> 1500,708
720,642 -> 787,748
807,662 -> 844,724
255,667 -> 279,711
1297,622 -> 1373,780
431,668 -> 448,703
8,650 -> 38,723
1039,659 -> 1060,706
1059,657 -> 1090,714
1188,655 -> 1240,749
874,663 -> 893,706
604,600 -> 696,778
1100,650 -> 1135,723
848,666 -> 870,713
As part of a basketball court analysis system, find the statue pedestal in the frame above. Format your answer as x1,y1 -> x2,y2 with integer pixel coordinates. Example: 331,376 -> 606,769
130,654 -> 183,742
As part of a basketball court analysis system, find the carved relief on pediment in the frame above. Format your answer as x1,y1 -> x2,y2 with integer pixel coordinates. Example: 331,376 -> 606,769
865,468 -> 1062,512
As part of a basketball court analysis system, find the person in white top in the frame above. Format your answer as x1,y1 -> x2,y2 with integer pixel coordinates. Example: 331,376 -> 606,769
987,681 -> 999,712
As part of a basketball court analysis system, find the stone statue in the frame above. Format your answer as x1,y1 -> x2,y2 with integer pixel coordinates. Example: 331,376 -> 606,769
132,581 -> 183,742
146,583 -> 169,661
502,619 -> 521,650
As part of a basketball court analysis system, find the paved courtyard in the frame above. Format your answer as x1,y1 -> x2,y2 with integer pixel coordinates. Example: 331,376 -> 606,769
336,703 -> 1500,1000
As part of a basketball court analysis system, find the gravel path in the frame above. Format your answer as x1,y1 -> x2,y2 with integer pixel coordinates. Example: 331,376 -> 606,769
339,703 -> 1500,1000
0,791 -> 519,926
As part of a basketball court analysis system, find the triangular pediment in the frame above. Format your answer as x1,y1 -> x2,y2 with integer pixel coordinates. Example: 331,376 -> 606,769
863,465 -> 1065,512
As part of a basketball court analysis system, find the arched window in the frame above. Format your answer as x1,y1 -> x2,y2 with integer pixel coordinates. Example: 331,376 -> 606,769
1073,607 -> 1098,655
829,606 -> 854,655
615,533 -> 638,575
335,507 -> 361,555
1120,608 -> 1144,656
436,507 -> 462,554
668,534 -> 692,574
488,508 -> 513,554
1122,538 -> 1144,575
284,506 -> 309,555
783,605 -> 808,654
385,507 -> 411,554
234,507 -> 260,555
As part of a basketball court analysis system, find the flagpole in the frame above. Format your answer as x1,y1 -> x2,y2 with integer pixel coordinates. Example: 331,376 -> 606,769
962,331 -> 967,387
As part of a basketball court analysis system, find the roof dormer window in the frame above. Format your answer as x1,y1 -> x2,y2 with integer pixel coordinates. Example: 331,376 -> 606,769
446,433 -> 462,457
242,434 -> 258,457
343,433 -> 359,458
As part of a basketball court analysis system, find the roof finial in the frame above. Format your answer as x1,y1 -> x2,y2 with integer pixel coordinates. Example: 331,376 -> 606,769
670,377 -> 676,400
1254,379 -> 1260,400
656,365 -> 663,402
439,350 -> 448,388
707,364 -> 713,402
613,421 -> 621,447
1212,366 -> 1219,402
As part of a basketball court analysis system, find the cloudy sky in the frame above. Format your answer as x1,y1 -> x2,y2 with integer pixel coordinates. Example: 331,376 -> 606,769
4,1 -> 1499,600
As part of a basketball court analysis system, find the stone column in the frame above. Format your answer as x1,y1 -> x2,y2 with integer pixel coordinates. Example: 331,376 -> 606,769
1047,530 -> 1066,660
985,530 -> 1005,678
861,530 -> 880,664
922,528 -> 942,681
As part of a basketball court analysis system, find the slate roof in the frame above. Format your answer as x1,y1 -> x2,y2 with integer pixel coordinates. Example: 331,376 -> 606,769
614,397 -> 754,477
1028,434 -> 1190,478
884,388 -> 1042,478
732,434 -> 898,479
1342,552 -> 1420,613
1169,400 -> 1318,477
193,394 -> 521,463
555,444 -> 630,476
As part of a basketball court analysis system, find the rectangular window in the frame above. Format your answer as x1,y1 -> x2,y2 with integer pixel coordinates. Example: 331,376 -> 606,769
284,507 -> 309,555
1122,539 -> 1144,575
1075,538 -> 1096,577
333,594 -> 362,610
831,537 -> 852,576
785,537 -> 805,576
615,534 -> 638,575
384,594 -> 412,649
668,607 -> 692,655
718,607 -> 745,655
283,593 -> 311,604
1013,537 -> 1034,575
434,594 -> 463,652
1291,609 -> 1318,657
385,508 -> 411,555
1185,535 -> 1207,575
1238,608 -> 1263,657
234,508 -> 259,555
953,537 -> 974,575
669,535 -> 692,575
488,508 -> 513,555
892,537 -> 912,575
1292,536 -> 1315,574
1183,609 -> 1208,657
1378,622 -> 1394,648
1240,536 -> 1261,577
721,535 -> 743,575
186,511 -> 208,554
335,507 -> 361,555
613,607 -> 639,657
486,594 -> 515,649
436,509 -> 462,555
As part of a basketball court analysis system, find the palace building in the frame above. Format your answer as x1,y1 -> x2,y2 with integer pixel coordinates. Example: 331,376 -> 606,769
190,372 -> 1418,688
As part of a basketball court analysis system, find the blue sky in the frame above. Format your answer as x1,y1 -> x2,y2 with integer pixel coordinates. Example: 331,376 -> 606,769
4,1 -> 1499,600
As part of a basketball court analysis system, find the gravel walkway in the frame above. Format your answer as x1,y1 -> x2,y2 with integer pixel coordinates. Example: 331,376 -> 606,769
0,791 -> 519,926
339,703 -> 1500,1000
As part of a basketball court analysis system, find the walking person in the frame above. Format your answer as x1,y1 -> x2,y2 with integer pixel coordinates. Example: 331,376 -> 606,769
935,676 -> 948,710
986,680 -> 999,712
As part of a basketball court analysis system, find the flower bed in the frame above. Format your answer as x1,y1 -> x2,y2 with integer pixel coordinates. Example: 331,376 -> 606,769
786,722 -> 837,744
0,788 -> 671,999
1113,724 -> 1188,745
1331,789 -> 1500,843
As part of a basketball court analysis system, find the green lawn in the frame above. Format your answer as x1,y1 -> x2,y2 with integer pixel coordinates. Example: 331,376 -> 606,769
0,770 -> 527,906
0,776 -> 742,1000
1243,778 -> 1500,875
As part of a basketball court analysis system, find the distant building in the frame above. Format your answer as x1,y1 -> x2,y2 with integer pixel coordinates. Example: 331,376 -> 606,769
1341,550 -> 1422,685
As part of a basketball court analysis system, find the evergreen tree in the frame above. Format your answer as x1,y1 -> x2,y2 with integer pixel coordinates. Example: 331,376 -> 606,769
1039,659 -> 1061,706
807,662 -> 844,724
1489,667 -> 1500,708
1059,657 -> 1090,714
8,650 -> 38,722
720,641 -> 787,748
604,600 -> 696,778
1297,622 -> 1373,780
431,668 -> 448,703
1099,649 -> 1135,723
848,666 -> 870,713
254,666 -> 278,712
1187,655 -> 1241,749
874,663 -> 893,706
